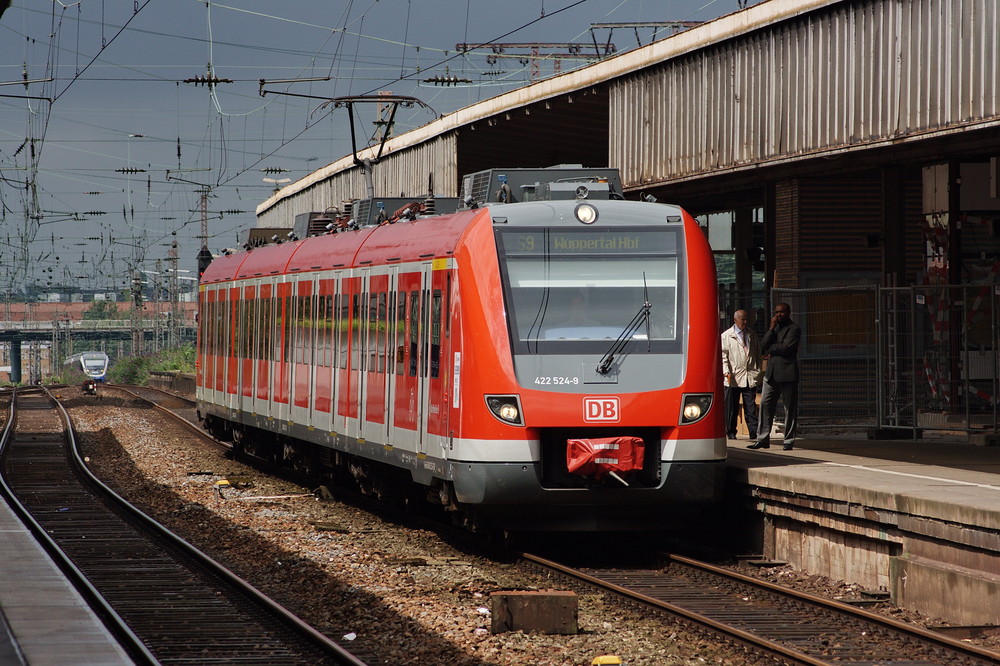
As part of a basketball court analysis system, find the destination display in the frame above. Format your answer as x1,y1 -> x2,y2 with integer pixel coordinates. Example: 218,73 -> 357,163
501,229 -> 677,256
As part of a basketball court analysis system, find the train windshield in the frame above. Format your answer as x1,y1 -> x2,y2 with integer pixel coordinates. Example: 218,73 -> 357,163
496,227 -> 682,355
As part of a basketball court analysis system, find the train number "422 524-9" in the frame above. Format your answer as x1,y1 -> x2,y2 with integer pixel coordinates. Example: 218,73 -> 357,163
534,376 -> 580,385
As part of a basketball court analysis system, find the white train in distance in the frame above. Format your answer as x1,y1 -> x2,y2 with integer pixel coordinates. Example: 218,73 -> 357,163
63,351 -> 110,393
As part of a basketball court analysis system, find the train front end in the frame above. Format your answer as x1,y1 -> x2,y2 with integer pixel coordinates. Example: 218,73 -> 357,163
452,194 -> 725,531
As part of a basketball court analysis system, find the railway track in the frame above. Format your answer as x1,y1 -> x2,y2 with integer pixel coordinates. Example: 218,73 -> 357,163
0,386 -> 367,666
100,383 -> 1000,664
526,552 -> 1000,665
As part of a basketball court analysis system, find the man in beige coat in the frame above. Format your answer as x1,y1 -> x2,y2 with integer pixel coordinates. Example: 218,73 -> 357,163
721,310 -> 762,439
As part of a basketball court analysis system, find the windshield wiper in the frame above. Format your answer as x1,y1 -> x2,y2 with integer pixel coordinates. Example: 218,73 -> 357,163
597,277 -> 652,375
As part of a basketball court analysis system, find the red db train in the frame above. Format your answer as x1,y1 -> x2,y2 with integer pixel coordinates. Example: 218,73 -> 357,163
197,167 -> 724,531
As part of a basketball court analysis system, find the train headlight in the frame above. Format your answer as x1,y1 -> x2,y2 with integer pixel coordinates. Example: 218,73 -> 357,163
575,203 -> 598,225
485,395 -> 524,426
680,393 -> 713,424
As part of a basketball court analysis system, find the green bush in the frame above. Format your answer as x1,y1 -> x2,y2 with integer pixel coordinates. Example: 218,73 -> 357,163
108,342 -> 196,385
108,355 -> 152,385
152,343 -> 196,373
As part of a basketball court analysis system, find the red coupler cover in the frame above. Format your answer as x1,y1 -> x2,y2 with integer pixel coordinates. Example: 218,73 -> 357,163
566,436 -> 644,480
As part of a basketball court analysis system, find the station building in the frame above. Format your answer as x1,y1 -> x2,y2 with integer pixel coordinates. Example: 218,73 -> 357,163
254,0 -> 1000,439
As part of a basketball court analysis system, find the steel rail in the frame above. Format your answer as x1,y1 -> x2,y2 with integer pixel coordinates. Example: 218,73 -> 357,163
664,553 -> 1000,663
523,551 -> 831,665
524,551 -> 1000,665
0,387 -> 158,665
55,386 -> 366,665
8,386 -> 367,666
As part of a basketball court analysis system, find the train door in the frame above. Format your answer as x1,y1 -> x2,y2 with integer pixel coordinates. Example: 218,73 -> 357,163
201,286 -> 216,395
353,270 -> 370,441
255,282 -> 273,418
383,267 -> 399,445
333,275 -> 351,436
339,275 -> 361,438
273,281 -> 292,423
214,287 -> 227,394
240,285 -> 256,409
393,271 -> 422,449
363,273 -> 389,445
226,286 -> 240,409
425,262 -> 451,444
315,278 -> 336,425
290,278 -> 314,426
416,265 -> 433,456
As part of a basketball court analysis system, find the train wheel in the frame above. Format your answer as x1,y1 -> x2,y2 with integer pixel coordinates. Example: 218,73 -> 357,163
231,427 -> 247,453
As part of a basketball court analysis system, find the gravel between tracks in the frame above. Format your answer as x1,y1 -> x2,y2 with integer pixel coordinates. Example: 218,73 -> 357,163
60,388 -> 998,664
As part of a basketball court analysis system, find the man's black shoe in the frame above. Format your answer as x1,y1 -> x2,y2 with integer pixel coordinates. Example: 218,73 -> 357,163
783,444 -> 794,450
746,442 -> 769,449
727,433 -> 737,439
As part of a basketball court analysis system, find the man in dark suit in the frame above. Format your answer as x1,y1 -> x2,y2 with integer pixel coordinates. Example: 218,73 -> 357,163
747,302 -> 801,451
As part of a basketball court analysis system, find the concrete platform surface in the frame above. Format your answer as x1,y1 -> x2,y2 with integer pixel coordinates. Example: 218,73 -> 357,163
0,499 -> 134,666
725,434 -> 1000,625
728,435 -> 1000,528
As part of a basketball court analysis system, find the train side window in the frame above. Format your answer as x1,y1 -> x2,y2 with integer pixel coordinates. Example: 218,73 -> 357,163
430,289 -> 441,379
408,291 -> 420,377
289,294 -> 298,363
296,292 -> 312,365
204,296 -> 211,356
216,296 -> 222,357
338,293 -> 349,370
368,292 -> 380,372
239,298 -> 247,359
274,293 -> 281,362
229,296 -> 236,359
247,296 -> 256,360
225,296 -> 233,359
260,293 -> 269,361
235,299 -> 242,358
279,294 -> 287,363
420,288 -> 430,377
295,293 -> 304,364
221,296 -> 227,358
351,293 -> 361,371
396,290 -> 407,375
284,295 -> 294,363
387,291 -> 397,375
220,295 -> 228,358
197,294 -> 205,356
374,292 -> 387,373
259,295 -> 267,361
292,294 -> 301,364
273,295 -> 282,362
210,296 -> 218,357
204,295 -> 212,356
269,293 -> 278,362
333,293 -> 340,369
319,293 -> 333,367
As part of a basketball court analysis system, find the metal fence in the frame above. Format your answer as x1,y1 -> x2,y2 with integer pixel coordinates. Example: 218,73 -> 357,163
771,286 -> 880,431
722,284 -> 1000,436
878,285 -> 999,435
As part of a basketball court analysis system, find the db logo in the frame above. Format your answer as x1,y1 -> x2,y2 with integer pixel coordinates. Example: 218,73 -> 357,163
583,397 -> 620,422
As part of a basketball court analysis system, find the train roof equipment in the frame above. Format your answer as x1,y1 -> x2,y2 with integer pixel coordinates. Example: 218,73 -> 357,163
461,165 -> 624,206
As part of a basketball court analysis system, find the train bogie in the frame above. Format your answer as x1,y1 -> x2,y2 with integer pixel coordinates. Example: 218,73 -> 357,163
197,169 -> 725,531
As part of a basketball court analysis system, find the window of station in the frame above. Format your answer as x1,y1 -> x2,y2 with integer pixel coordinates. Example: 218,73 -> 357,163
697,208 -> 765,288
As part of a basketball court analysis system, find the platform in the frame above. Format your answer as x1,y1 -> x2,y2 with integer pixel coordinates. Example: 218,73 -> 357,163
725,434 -> 1000,626
0,498 -> 134,665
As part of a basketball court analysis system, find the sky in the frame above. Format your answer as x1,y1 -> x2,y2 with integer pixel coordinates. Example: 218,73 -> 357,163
0,0 -> 746,298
